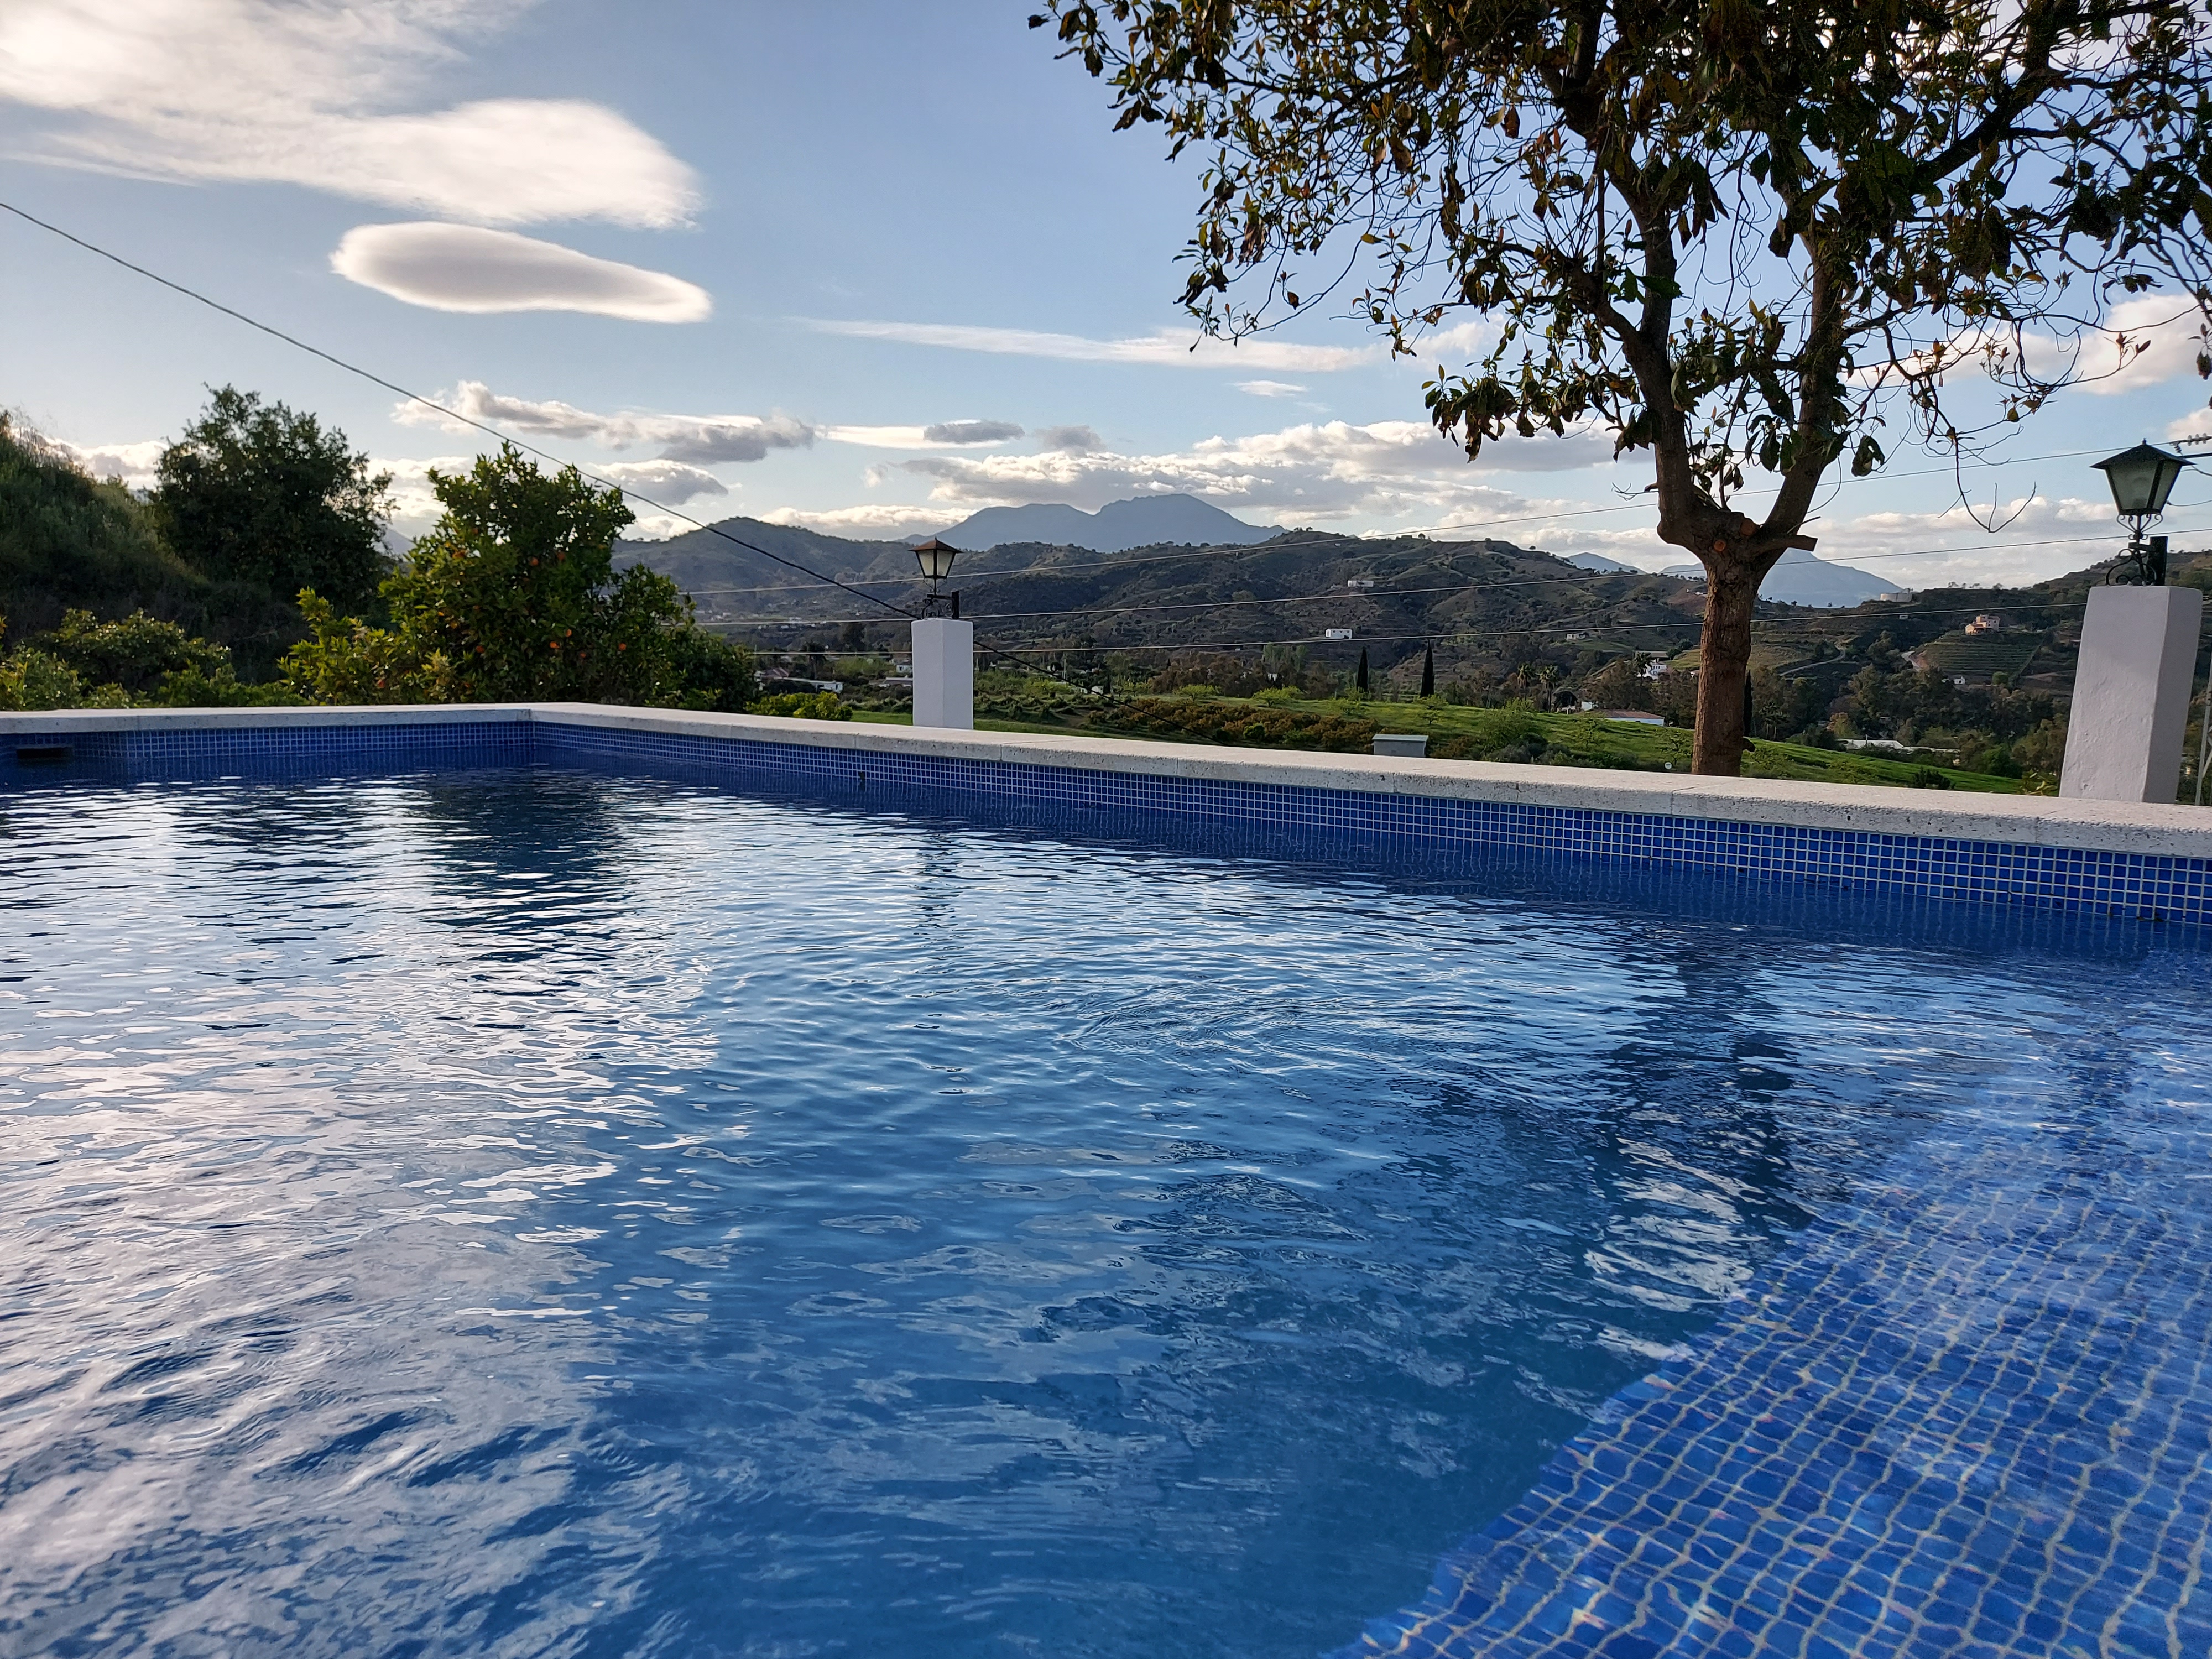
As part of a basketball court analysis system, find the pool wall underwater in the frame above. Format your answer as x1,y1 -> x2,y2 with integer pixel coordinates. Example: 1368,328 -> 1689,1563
6,701 -> 2211,930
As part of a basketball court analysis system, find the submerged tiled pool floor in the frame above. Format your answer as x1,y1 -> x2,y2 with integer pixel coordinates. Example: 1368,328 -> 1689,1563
7,754 -> 2212,1658
1343,995 -> 2212,1659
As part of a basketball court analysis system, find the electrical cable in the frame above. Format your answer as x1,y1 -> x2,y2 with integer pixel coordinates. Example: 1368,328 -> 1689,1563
722,596 -> 2107,655
0,200 -> 913,624
695,527 -> 2204,629
3,196 -> 2182,702
0,197 -> 1098,696
1401,445 -> 2128,538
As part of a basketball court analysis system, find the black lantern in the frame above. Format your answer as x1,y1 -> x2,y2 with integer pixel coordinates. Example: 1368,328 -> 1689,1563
911,537 -> 961,617
2094,441 -> 2193,584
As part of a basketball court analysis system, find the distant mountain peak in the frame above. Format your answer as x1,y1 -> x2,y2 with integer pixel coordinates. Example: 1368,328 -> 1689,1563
938,494 -> 1280,554
1660,547 -> 1900,608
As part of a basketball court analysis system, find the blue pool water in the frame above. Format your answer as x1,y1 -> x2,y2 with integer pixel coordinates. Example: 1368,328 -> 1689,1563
2,769 -> 2208,1658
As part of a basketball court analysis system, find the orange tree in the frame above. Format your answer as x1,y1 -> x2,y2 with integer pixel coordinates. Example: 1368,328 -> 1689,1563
286,445 -> 753,708
1035,0 -> 2212,773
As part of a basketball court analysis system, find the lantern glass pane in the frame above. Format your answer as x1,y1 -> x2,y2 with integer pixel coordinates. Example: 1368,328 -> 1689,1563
2147,455 -> 2184,514
2096,442 -> 2192,516
2105,453 -> 2160,515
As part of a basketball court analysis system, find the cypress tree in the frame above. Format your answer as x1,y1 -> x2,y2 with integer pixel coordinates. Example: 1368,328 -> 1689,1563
1355,648 -> 1369,693
1420,645 -> 1434,697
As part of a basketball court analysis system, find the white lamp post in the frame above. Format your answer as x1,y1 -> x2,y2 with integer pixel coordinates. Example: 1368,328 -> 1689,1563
2059,441 -> 2204,801
908,538 -> 973,729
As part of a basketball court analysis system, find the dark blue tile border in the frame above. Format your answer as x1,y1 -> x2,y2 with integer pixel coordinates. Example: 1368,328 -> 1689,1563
537,723 -> 2212,932
6,717 -> 2208,933
1,719 -> 529,783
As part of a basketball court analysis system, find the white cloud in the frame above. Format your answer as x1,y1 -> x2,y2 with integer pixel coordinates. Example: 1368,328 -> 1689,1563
375,453 -> 477,531
921,419 -> 1022,445
0,1 -> 697,227
332,223 -> 710,321
807,317 -> 1379,373
1532,490 -> 2171,589
2021,295 -> 2210,396
1237,380 -> 1306,398
1870,296 -> 2211,399
886,417 -> 1609,521
817,421 -> 1023,450
1037,425 -> 1102,453
394,381 -> 813,464
589,459 -> 728,505
2073,296 -> 2208,395
49,435 -> 163,488
754,503 -> 947,540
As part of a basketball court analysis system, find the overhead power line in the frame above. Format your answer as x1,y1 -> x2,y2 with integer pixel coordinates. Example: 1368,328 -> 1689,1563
3,194 -> 2174,684
697,526 -> 2199,630
0,197 -> 1112,693
952,596 -> 2099,655
0,200 -> 912,625
1403,445 -> 2130,539
717,593 -> 2111,657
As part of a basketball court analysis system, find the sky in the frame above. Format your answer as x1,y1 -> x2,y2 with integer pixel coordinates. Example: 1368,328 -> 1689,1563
4,0 -> 2212,591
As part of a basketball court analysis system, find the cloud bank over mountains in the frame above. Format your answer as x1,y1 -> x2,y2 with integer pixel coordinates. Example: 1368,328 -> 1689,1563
396,382 -> 816,465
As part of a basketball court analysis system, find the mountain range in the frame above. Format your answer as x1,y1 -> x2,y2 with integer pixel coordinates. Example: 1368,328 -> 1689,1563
620,495 -> 2004,693
936,494 -> 1279,553
1574,547 -> 1900,607
1660,548 -> 1901,607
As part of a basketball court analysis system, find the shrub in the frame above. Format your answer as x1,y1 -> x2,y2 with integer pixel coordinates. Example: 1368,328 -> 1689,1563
284,446 -> 742,711
0,646 -> 92,711
752,691 -> 851,721
1109,696 -> 1375,751
38,609 -> 229,698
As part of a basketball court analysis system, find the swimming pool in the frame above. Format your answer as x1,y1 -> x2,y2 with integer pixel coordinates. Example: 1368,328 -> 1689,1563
4,761 -> 2207,1658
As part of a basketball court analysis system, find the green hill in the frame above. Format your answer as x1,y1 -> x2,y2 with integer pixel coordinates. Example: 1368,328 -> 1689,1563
0,416 -> 202,638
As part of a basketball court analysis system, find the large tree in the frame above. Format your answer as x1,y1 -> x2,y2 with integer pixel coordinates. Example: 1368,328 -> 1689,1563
153,386 -> 393,613
1036,0 -> 2212,773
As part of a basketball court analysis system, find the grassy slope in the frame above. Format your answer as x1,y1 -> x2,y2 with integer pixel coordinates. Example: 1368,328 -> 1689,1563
848,695 -> 2026,793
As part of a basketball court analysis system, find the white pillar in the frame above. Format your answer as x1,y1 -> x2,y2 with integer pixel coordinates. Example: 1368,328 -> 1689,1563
911,617 -> 974,730
2059,584 -> 2204,803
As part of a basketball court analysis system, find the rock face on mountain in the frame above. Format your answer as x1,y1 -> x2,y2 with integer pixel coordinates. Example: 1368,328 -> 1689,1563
938,494 -> 1280,553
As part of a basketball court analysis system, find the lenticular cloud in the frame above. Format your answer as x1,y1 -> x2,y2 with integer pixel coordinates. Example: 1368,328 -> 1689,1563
332,223 -> 711,324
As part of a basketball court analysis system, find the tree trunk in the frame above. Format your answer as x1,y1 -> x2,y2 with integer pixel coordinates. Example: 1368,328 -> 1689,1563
1692,559 -> 1762,774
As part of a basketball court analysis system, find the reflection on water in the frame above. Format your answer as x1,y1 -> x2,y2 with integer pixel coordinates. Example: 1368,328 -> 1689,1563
0,771 -> 2120,1657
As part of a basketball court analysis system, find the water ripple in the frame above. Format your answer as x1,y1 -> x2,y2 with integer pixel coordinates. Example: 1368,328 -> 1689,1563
0,770 -> 2119,1658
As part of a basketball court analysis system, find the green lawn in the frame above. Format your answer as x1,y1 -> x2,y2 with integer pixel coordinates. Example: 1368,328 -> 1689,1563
847,695 -> 2027,792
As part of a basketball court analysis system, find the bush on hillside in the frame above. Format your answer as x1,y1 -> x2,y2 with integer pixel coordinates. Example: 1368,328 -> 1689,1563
39,609 -> 229,698
285,446 -> 753,711
1,416 -> 200,641
752,691 -> 850,720
1111,696 -> 1376,751
153,388 -> 393,613
0,646 -> 102,711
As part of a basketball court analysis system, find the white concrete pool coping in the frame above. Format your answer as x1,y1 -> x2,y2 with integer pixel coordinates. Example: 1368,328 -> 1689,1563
8,700 -> 2211,860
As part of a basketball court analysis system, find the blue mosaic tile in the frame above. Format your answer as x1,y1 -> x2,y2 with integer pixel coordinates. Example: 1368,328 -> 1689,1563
1326,1062 -> 2212,1659
6,717 -> 2209,936
0,719 -> 528,782
531,722 -> 2212,932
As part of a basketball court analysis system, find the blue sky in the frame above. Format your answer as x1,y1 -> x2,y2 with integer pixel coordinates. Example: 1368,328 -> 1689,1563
4,0 -> 2211,587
